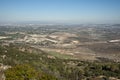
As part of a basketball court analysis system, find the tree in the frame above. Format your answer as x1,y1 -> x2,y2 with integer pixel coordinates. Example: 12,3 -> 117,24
5,64 -> 38,80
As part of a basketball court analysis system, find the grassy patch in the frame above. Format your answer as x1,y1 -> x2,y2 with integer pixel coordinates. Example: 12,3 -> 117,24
47,51 -> 74,59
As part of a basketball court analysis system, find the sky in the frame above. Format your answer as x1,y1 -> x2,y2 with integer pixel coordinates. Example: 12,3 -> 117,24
0,0 -> 120,24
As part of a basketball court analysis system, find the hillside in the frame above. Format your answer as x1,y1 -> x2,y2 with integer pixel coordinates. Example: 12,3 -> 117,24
0,44 -> 120,80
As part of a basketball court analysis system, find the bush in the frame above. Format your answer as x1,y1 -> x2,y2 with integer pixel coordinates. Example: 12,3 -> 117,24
5,64 -> 38,80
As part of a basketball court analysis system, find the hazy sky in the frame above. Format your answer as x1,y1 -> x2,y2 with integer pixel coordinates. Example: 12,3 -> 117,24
0,0 -> 120,24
